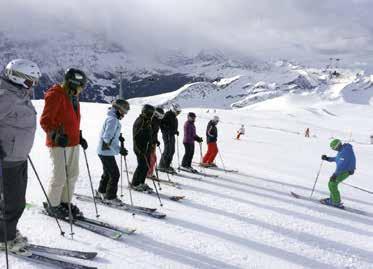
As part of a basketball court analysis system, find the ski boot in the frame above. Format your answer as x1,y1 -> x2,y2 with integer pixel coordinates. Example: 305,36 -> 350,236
104,197 -> 124,206
43,202 -> 69,219
320,198 -> 345,209
0,231 -> 31,256
61,202 -> 84,218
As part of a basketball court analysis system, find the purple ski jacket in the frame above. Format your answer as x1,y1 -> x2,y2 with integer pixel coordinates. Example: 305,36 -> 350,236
183,120 -> 196,144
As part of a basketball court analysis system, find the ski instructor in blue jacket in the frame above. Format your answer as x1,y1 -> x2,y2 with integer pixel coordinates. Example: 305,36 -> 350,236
321,138 -> 356,207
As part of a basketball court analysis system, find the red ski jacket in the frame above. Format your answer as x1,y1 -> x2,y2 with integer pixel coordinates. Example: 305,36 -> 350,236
40,84 -> 81,147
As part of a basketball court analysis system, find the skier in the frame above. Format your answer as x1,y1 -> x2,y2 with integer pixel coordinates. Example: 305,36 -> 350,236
181,112 -> 203,172
147,107 -> 165,178
305,128 -> 310,138
96,99 -> 130,204
321,139 -> 356,208
131,104 -> 155,191
40,68 -> 88,219
158,103 -> 181,174
0,59 -> 41,253
236,124 -> 245,140
201,115 -> 219,167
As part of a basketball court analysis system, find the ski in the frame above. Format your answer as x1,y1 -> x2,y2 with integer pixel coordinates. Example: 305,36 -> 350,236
290,192 -> 372,217
10,251 -> 97,269
178,167 -> 219,178
134,189 -> 185,202
75,215 -> 136,235
75,193 -> 166,219
146,176 -> 181,188
193,162 -> 239,173
27,244 -> 97,260
173,172 -> 203,181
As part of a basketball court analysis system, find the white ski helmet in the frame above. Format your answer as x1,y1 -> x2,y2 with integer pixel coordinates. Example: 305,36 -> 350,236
170,103 -> 182,114
212,115 -> 219,122
4,59 -> 41,89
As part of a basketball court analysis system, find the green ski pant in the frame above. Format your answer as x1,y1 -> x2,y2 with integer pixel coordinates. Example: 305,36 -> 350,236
328,171 -> 350,204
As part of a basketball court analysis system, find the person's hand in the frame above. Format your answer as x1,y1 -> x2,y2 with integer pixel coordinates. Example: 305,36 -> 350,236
196,136 -> 203,143
349,170 -> 354,175
79,132 -> 88,150
53,132 -> 69,147
156,140 -> 160,147
175,131 -> 179,136
321,155 -> 328,161
330,174 -> 337,181
119,134 -> 125,143
0,141 -> 6,159
120,147 -> 128,156
102,141 -> 110,150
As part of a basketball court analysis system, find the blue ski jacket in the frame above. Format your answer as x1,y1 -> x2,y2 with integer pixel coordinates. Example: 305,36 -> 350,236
97,108 -> 122,156
327,143 -> 356,176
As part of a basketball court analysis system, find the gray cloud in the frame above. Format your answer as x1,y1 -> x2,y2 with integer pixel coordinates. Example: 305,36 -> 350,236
1,0 -> 373,64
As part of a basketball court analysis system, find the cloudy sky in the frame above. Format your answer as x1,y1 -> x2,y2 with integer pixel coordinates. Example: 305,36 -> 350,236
1,0 -> 373,64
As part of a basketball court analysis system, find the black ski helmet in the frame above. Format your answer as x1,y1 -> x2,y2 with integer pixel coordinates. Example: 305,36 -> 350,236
142,104 -> 155,119
112,99 -> 130,114
154,106 -> 165,119
188,112 -> 196,118
64,68 -> 87,93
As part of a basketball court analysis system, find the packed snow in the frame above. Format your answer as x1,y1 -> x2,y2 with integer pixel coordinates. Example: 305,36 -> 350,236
1,81 -> 373,268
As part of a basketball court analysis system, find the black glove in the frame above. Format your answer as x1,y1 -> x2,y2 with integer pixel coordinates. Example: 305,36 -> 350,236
120,147 -> 128,156
175,131 -> 179,136
196,136 -> 203,143
102,141 -> 110,150
79,131 -> 88,150
330,174 -> 337,181
52,132 -> 69,147
349,170 -> 354,175
0,141 -> 6,159
119,134 -> 125,143
156,140 -> 160,147
321,155 -> 328,161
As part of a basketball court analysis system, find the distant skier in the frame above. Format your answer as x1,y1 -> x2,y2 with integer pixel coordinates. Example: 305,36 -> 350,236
40,68 -> 88,219
201,116 -> 219,167
236,124 -> 245,140
305,128 -> 310,138
131,104 -> 154,191
158,103 -> 181,174
0,59 -> 41,253
96,99 -> 130,204
181,112 -> 203,172
321,139 -> 356,208
147,107 -> 165,178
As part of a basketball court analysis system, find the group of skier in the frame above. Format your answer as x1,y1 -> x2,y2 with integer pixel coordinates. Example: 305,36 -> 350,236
0,58 -> 359,257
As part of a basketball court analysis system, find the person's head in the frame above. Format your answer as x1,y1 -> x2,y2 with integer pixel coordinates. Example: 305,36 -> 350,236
212,115 -> 219,124
241,124 -> 244,128
154,106 -> 165,120
142,104 -> 155,120
330,138 -> 342,151
170,103 -> 181,116
112,99 -> 130,119
188,112 -> 196,122
4,59 -> 41,89
63,68 -> 87,96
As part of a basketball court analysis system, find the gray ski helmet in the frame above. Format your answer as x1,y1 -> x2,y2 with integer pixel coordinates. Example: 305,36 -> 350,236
142,104 -> 155,118
64,68 -> 87,92
154,106 -> 165,119
112,99 -> 130,115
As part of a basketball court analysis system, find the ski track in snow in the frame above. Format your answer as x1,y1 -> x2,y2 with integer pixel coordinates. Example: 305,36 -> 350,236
1,99 -> 373,269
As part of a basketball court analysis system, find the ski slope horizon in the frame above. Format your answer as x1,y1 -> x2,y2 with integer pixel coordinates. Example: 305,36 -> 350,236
2,85 -> 373,268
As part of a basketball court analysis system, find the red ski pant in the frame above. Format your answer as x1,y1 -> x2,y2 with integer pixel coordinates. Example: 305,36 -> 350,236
202,142 -> 218,164
147,147 -> 157,177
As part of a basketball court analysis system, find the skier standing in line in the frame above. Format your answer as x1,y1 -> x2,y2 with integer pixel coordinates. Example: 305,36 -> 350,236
0,59 -> 41,252
181,112 -> 203,172
321,139 -> 356,208
201,115 -> 219,167
158,103 -> 181,174
147,107 -> 165,179
40,68 -> 88,219
236,124 -> 245,140
305,128 -> 310,138
96,99 -> 130,204
131,104 -> 155,191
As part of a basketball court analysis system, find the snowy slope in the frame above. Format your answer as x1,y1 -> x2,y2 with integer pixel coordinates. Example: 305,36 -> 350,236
1,93 -> 373,268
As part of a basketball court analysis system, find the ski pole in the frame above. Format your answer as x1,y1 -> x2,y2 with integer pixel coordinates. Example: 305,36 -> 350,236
310,160 -> 323,198
342,182 -> 373,195
119,133 -> 125,198
82,149 -> 100,218
144,154 -> 163,207
199,142 -> 203,164
28,156 -> 65,236
63,148 -> 75,239
218,150 -> 227,173
0,155 -> 9,269
176,134 -> 181,170
157,145 -> 172,182
123,157 -> 135,216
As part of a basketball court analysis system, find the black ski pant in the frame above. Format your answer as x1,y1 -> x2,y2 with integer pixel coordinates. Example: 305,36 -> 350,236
131,152 -> 149,187
0,161 -> 28,242
98,155 -> 120,199
159,133 -> 175,169
181,143 -> 195,168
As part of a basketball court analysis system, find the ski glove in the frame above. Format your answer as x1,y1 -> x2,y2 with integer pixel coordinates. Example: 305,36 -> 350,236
330,174 -> 337,181
195,136 -> 203,143
175,131 -> 179,136
0,141 -> 6,159
102,141 -> 110,150
79,132 -> 88,150
120,147 -> 128,156
52,132 -> 69,147
321,155 -> 329,161
349,170 -> 354,175
156,140 -> 161,147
